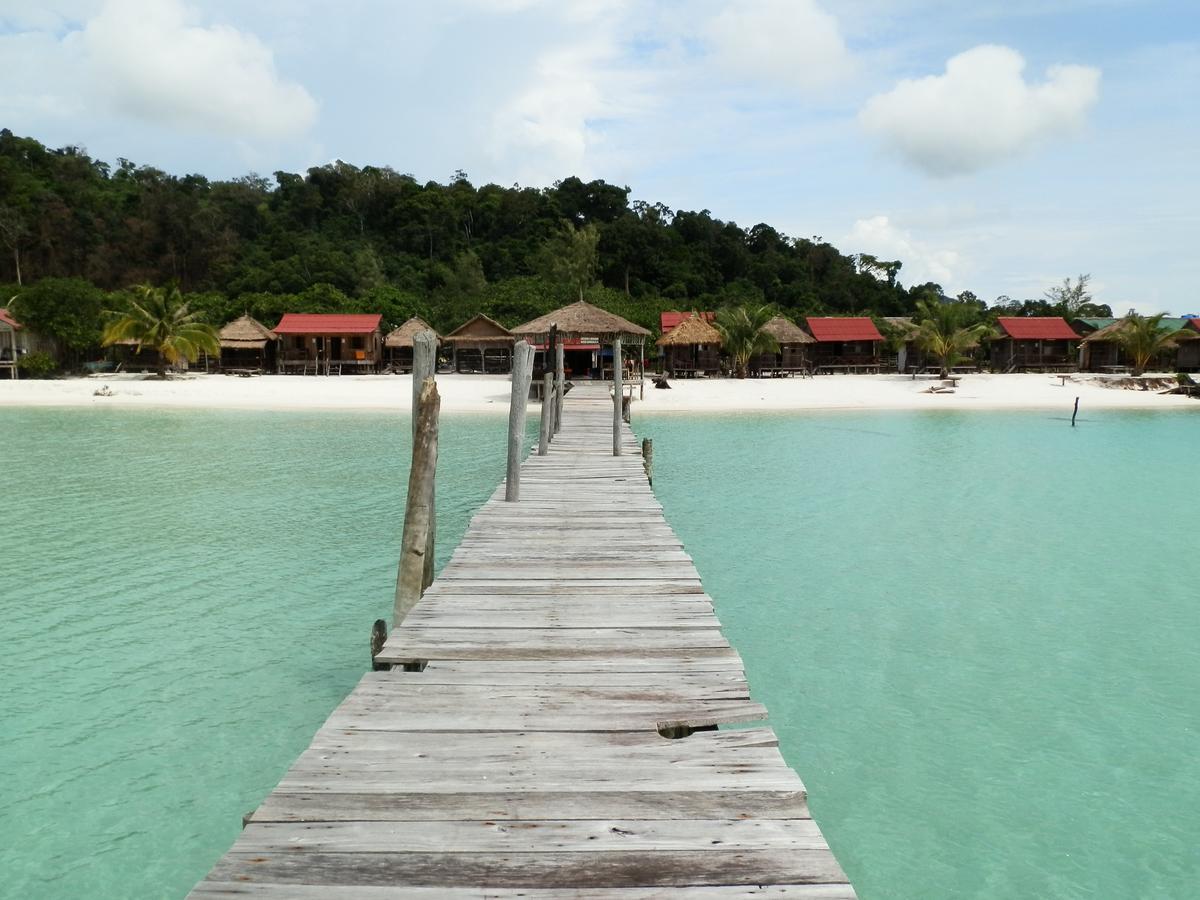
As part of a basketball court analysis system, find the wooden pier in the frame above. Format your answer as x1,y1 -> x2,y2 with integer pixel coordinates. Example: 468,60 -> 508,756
190,382 -> 855,897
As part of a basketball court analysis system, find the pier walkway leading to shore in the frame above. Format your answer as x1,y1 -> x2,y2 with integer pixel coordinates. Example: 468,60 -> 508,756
190,381 -> 854,897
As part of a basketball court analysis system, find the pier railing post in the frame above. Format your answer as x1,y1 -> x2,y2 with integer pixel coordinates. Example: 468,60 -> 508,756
393,377 -> 440,626
554,343 -> 565,434
612,336 -> 623,456
412,331 -> 437,588
506,340 -> 534,501
538,372 -> 553,455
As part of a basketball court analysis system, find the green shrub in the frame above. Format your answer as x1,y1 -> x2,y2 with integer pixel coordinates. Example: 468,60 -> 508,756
17,351 -> 57,378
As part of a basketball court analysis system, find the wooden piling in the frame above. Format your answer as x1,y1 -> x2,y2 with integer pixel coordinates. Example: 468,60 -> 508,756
1072,396 -> 1080,427
505,340 -> 534,501
370,619 -> 389,671
538,372 -> 553,456
612,337 -> 623,456
554,344 -> 565,435
412,331 -> 438,588
393,377 -> 439,626
642,437 -> 653,486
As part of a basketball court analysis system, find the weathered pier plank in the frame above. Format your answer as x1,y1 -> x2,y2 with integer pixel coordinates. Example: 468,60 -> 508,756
189,382 -> 854,897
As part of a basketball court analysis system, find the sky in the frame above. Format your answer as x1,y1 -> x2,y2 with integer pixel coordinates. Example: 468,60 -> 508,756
1,0 -> 1197,313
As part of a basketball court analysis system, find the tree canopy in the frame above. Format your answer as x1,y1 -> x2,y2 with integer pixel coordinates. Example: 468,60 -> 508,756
0,129 -> 1114,353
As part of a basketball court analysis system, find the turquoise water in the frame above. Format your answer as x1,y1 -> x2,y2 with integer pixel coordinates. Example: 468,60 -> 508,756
637,409 -> 1200,899
1,408 -> 514,899
4,406 -> 1199,898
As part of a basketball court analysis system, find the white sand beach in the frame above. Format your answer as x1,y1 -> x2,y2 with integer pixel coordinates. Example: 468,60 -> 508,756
1,371 -> 1196,413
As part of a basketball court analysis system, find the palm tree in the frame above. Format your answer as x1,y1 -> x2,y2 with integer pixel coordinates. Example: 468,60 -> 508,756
102,284 -> 219,378
1111,313 -> 1181,376
714,305 -> 778,378
914,299 -> 993,378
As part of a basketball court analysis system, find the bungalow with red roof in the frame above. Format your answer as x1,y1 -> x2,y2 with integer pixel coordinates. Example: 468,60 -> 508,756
804,317 -> 884,373
0,307 -> 59,378
990,317 -> 1078,372
274,313 -> 383,374
0,307 -> 21,378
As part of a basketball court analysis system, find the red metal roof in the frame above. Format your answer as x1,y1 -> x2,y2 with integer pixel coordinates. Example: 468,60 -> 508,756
0,308 -> 21,330
996,317 -> 1077,340
1187,318 -> 1200,332
805,317 -> 883,342
274,314 -> 382,334
660,311 -> 714,332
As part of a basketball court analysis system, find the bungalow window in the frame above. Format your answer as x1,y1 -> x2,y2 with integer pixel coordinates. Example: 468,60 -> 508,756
293,336 -> 305,350
351,336 -> 364,350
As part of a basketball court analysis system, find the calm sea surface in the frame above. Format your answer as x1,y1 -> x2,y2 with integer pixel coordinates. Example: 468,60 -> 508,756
3,406 -> 1199,898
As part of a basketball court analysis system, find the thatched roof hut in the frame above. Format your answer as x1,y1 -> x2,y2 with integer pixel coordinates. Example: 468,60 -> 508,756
513,301 -> 650,341
761,316 -> 815,345
218,314 -> 277,372
444,314 -> 514,347
656,315 -> 722,347
384,317 -> 439,349
657,315 -> 722,377
219,315 -> 276,349
443,314 -> 514,373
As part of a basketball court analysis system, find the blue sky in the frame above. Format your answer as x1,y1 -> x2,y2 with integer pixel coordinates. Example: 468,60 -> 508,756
1,0 -> 1197,313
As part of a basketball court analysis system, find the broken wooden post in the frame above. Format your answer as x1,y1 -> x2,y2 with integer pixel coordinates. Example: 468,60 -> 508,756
554,343 -> 565,434
370,619 -> 389,671
612,336 -> 623,456
505,340 -> 534,501
538,372 -> 553,455
412,331 -> 437,588
1072,396 -> 1080,427
642,437 -> 653,486
393,377 -> 439,626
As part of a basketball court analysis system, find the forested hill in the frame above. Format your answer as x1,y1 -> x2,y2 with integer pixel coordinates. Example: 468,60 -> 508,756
1,129 -> 1074,350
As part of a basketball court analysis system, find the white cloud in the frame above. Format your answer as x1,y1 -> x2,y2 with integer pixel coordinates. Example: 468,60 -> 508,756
847,215 -> 961,289
705,0 -> 853,90
859,44 -> 1100,176
80,0 -> 316,139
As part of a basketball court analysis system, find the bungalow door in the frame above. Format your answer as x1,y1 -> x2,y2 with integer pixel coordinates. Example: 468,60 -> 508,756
330,337 -> 343,361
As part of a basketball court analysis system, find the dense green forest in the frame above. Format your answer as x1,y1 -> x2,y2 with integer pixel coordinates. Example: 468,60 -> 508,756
0,129 -> 1109,359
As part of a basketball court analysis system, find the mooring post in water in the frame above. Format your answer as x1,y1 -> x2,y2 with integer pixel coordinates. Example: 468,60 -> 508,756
412,331 -> 438,588
642,437 -> 653,486
370,619 -> 389,671
554,342 -> 565,435
394,377 -> 440,626
1072,396 -> 1080,427
505,341 -> 534,501
538,372 -> 553,455
612,336 -> 623,456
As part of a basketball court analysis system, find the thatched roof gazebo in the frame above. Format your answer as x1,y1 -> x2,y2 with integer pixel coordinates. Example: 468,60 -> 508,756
513,300 -> 651,382
443,314 -> 514,374
219,315 -> 278,373
657,315 -> 723,377
513,301 -> 651,342
384,317 -> 439,372
752,316 -> 815,376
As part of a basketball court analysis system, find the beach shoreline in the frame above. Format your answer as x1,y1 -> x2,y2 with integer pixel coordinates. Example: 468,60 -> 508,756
0,371 -> 1196,414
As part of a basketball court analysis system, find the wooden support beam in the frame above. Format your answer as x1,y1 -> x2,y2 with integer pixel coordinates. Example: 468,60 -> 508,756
612,336 -> 623,456
554,343 -> 565,435
538,372 -> 553,456
412,331 -> 438,588
393,377 -> 440,626
505,341 -> 534,501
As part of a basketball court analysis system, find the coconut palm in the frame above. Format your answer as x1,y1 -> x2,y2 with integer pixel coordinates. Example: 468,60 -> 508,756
102,284 -> 219,378
914,299 -> 992,378
1111,313 -> 1182,376
713,305 -> 778,378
